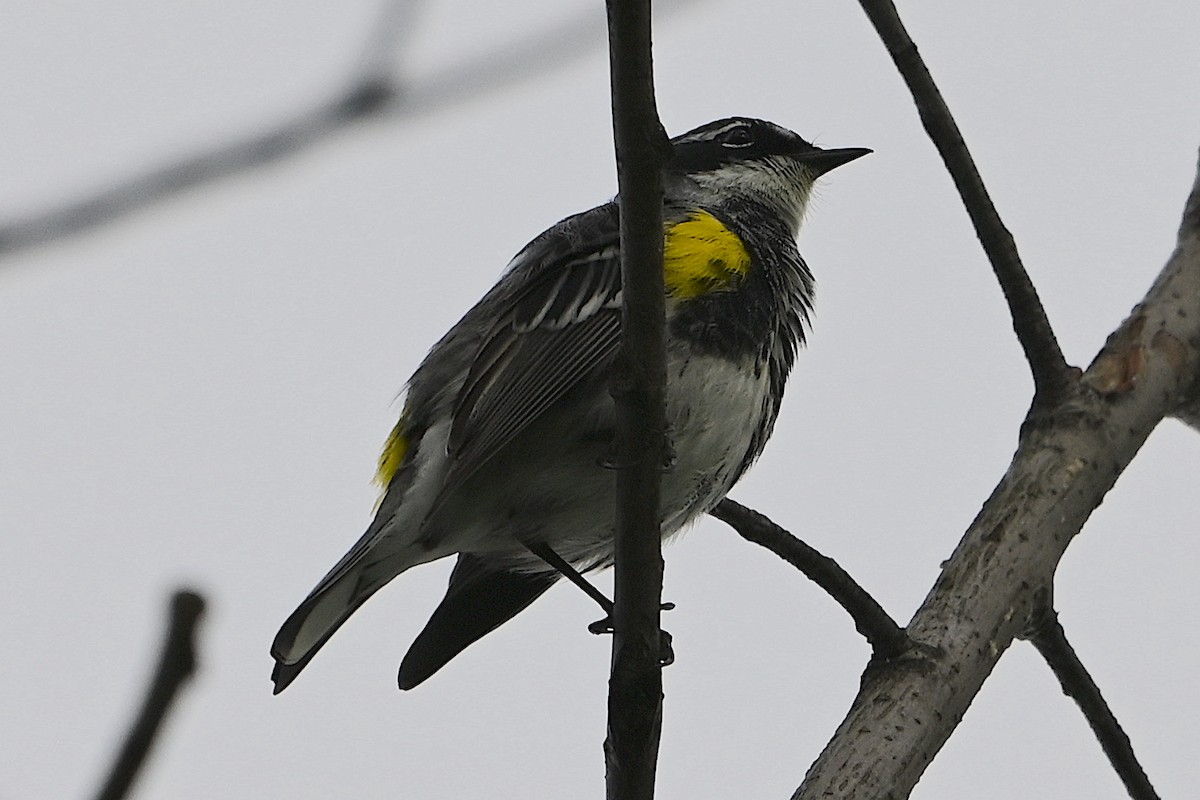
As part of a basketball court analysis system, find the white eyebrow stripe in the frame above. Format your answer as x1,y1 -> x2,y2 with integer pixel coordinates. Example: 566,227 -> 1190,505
680,120 -> 744,143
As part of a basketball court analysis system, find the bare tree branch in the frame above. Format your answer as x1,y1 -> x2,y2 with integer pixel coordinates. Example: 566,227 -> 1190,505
94,590 -> 206,800
0,1 -> 698,261
1027,606 -> 1161,800
792,153 -> 1200,798
353,0 -> 426,85
0,81 -> 394,258
710,498 -> 908,660
855,0 -> 1073,406
603,0 -> 671,796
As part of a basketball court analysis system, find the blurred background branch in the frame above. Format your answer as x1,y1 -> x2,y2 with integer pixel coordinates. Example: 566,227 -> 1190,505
0,0 -> 698,261
93,590 -> 205,800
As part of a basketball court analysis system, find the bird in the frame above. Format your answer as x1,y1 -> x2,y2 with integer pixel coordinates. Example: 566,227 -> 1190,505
270,117 -> 868,693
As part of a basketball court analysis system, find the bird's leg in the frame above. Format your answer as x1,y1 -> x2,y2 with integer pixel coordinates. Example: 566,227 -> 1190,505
524,541 -> 675,667
525,541 -> 613,616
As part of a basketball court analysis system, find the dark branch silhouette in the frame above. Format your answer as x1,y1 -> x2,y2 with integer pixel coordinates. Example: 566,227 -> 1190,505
1027,606 -> 1161,800
711,499 -> 908,660
855,0 -> 1073,406
603,0 -> 671,797
94,590 -> 206,800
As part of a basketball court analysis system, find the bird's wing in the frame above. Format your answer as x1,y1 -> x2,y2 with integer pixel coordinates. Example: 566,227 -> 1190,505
441,203 -> 625,494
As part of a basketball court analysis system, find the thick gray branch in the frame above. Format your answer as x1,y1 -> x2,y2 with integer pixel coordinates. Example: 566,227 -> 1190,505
793,154 -> 1200,798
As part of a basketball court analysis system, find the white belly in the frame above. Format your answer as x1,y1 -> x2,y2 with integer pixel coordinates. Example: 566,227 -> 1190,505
658,350 -> 769,530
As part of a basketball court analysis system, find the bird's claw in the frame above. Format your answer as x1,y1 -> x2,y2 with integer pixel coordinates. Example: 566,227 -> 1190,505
658,629 -> 675,667
587,604 -> 675,666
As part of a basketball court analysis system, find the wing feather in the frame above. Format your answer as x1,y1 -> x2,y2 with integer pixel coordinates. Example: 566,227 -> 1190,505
442,207 -> 624,494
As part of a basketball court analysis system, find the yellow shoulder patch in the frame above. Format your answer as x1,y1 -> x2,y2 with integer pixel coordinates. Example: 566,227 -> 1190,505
376,418 -> 409,488
662,210 -> 752,299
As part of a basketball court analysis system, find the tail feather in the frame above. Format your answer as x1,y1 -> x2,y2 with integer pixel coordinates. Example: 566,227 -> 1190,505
271,445 -> 455,693
270,568 -> 374,694
397,554 -> 559,690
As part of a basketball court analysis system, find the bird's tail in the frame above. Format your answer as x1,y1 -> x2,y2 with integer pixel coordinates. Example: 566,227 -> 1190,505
270,566 -> 377,694
397,554 -> 560,689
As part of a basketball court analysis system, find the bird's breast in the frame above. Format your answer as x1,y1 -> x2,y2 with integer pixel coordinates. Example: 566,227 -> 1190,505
659,347 -> 771,527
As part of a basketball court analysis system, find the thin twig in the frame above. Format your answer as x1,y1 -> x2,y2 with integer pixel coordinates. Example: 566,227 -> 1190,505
856,0 -> 1073,406
94,590 -> 206,800
711,499 -> 908,659
603,0 -> 670,796
1027,607 -> 1161,800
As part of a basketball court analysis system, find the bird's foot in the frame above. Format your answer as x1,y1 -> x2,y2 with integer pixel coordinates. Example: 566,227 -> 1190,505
587,602 -> 676,666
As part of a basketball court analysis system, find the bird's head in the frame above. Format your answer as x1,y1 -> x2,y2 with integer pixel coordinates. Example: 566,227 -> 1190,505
667,117 -> 870,234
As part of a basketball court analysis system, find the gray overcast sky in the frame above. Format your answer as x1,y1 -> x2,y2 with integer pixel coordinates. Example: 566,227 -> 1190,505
2,1 -> 1198,798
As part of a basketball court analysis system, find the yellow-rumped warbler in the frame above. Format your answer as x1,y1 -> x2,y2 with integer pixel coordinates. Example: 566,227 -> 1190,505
271,117 -> 868,693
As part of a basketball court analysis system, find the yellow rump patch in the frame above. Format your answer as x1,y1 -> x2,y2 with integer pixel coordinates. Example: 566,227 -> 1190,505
376,418 -> 409,488
662,210 -> 751,299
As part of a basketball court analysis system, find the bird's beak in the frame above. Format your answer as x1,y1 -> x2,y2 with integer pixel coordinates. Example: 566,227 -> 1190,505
793,146 -> 872,175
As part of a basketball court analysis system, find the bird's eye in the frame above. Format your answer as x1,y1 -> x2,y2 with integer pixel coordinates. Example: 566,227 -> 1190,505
719,125 -> 754,147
